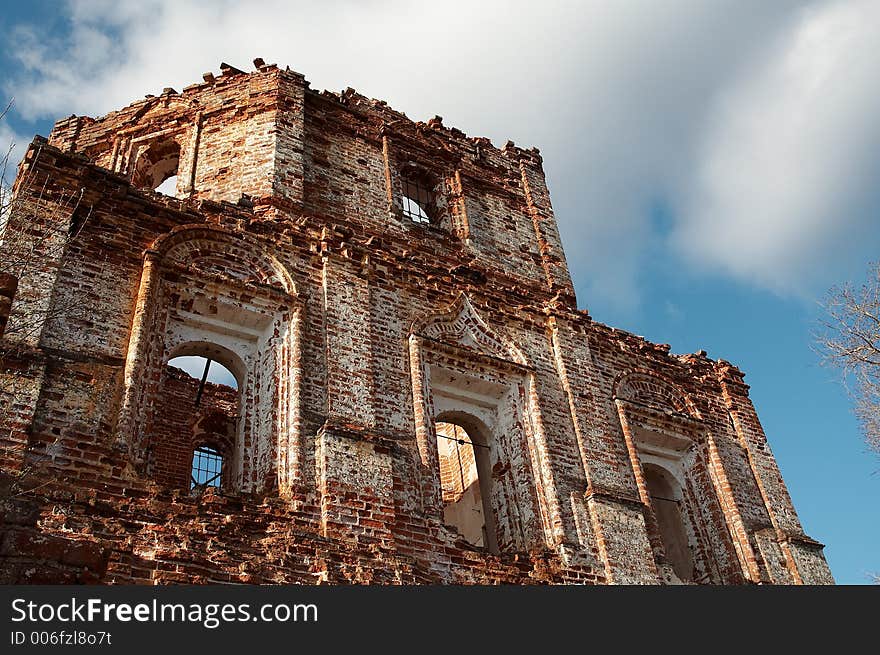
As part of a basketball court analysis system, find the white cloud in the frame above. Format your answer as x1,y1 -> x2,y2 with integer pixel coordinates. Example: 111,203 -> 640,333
4,0 -> 877,310
673,0 -> 880,297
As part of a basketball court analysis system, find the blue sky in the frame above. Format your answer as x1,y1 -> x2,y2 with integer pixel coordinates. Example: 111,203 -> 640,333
1,0 -> 877,583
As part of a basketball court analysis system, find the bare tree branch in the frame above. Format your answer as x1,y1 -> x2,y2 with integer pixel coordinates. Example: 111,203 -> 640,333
0,99 -> 86,502
816,262 -> 880,457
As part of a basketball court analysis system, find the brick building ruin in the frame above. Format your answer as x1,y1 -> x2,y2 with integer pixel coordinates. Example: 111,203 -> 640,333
0,60 -> 833,584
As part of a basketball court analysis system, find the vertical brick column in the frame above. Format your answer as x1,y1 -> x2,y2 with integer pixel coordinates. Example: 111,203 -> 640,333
321,255 -> 375,428
272,69 -> 306,206
717,361 -> 834,584
317,254 -> 390,543
408,336 -> 443,516
116,250 -> 161,461
514,148 -> 576,302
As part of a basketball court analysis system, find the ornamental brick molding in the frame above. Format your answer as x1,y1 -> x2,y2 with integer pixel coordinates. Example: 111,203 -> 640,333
0,60 -> 832,584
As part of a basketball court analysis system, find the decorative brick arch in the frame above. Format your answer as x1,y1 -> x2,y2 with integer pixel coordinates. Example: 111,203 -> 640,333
117,224 -> 303,495
408,294 -> 559,552
613,370 -> 698,418
411,293 -> 528,366
150,225 -> 296,295
612,370 -> 745,583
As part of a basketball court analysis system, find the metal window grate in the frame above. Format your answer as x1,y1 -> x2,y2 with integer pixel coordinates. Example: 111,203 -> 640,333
191,445 -> 223,490
401,177 -> 434,224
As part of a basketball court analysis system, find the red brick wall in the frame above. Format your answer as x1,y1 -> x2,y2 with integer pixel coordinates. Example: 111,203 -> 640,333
0,63 -> 832,585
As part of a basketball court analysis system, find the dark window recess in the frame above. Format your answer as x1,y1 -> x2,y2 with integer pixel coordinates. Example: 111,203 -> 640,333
401,176 -> 435,224
191,445 -> 223,490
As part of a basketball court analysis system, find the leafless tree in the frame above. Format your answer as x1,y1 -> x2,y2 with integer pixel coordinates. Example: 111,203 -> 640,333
0,99 -> 87,501
816,262 -> 880,459
1,97 -> 89,351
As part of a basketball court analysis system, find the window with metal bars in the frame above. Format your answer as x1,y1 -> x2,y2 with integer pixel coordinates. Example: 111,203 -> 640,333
191,445 -> 223,491
400,175 -> 436,224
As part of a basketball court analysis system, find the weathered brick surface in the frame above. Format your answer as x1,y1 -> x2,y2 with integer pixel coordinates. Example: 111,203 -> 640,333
0,62 -> 832,584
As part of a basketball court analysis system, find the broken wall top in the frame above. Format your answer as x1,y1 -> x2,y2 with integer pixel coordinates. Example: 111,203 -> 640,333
45,61 -> 575,302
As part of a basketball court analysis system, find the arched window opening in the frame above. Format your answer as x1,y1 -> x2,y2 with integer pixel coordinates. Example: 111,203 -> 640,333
191,444 -> 224,491
435,420 -> 497,552
118,230 -> 298,496
167,355 -> 239,391
643,463 -> 694,582
131,138 -> 181,194
148,350 -> 241,492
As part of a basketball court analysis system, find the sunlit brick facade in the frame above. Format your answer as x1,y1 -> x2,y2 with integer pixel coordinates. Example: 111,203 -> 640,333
0,61 -> 832,584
